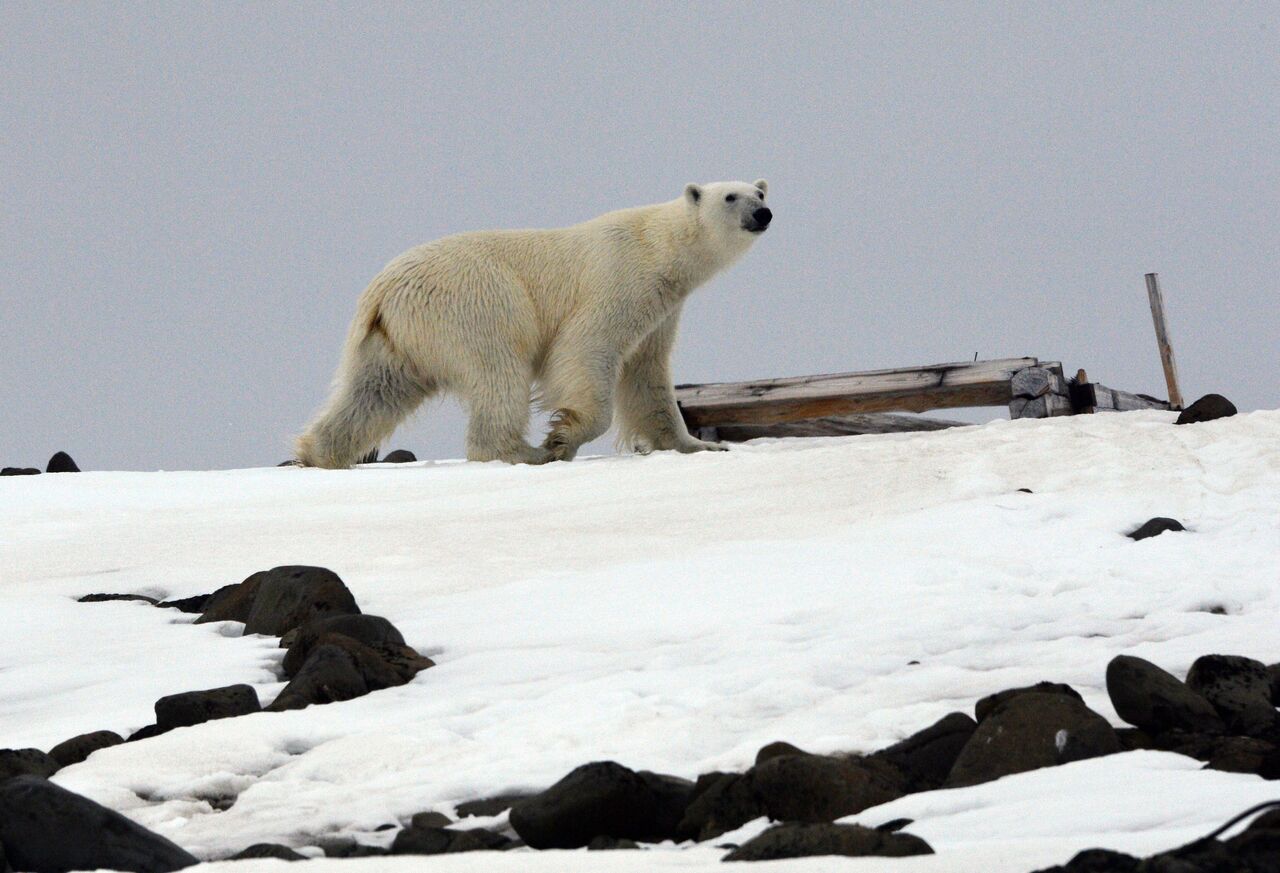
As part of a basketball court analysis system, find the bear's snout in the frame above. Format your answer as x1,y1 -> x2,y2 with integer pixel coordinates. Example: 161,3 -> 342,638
749,207 -> 772,232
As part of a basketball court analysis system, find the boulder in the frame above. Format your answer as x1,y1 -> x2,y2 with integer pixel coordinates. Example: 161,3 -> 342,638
242,565 -> 360,636
154,684 -> 261,730
383,449 -> 417,463
0,748 -> 59,781
1175,394 -> 1237,425
677,755 -> 902,843
282,614 -> 407,677
1185,654 -> 1279,738
975,683 -> 1083,722
723,822 -> 933,862
229,843 -> 307,861
194,574 -> 269,625
1105,655 -> 1225,735
266,644 -> 369,711
156,594 -> 214,614
946,693 -> 1119,788
872,712 -> 977,792
587,836 -> 640,850
47,730 -> 124,768
0,776 -> 198,872
0,467 -> 40,476
1031,848 -> 1141,872
46,451 -> 80,472
127,724 -> 170,743
1126,517 -> 1185,541
391,826 -> 510,854
1205,736 -> 1278,775
509,761 -> 693,848
77,592 -> 158,605
456,793 -> 537,818
751,753 -> 903,824
755,740 -> 812,765
410,811 -> 452,829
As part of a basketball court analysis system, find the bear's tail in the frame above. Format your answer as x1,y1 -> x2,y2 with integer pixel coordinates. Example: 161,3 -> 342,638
295,306 -> 430,468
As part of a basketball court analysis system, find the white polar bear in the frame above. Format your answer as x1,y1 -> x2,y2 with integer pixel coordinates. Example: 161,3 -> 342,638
296,179 -> 772,467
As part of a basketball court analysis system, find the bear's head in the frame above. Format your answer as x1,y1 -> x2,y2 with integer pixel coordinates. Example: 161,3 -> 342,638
684,179 -> 772,248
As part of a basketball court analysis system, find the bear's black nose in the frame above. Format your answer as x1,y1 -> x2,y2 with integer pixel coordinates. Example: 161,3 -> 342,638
753,207 -> 772,227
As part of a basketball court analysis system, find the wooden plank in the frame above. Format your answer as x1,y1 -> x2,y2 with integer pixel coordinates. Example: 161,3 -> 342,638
1083,383 -> 1171,413
675,357 -> 1037,428
1008,364 -> 1073,419
710,413 -> 972,443
1145,273 -> 1185,409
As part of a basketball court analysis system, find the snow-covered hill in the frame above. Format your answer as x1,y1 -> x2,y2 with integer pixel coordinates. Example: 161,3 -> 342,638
2,410 -> 1279,871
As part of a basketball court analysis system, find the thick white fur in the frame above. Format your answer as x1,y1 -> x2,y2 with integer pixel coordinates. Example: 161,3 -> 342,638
296,179 -> 770,467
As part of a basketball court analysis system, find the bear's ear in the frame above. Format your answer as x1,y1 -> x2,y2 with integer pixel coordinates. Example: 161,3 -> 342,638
754,179 -> 768,197
684,183 -> 702,204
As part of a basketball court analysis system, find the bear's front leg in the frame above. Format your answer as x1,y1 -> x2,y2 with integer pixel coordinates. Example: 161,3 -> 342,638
615,311 -> 728,455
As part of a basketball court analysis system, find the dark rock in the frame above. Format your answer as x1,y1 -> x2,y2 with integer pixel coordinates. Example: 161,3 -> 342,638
46,451 -> 80,473
1246,809 -> 1280,832
229,843 -> 307,861
0,776 -> 198,872
873,712 -> 977,792
155,684 -> 261,730
277,459 -> 301,467
755,741 -> 811,765
391,826 -> 505,855
77,592 -> 159,605
127,724 -> 170,743
946,693 -> 1119,788
410,811 -> 452,829
194,575 -> 268,625
242,565 -> 360,636
0,748 -> 59,781
637,770 -> 696,841
1115,728 -> 1156,752
678,755 -> 902,843
588,835 -> 640,850
1186,654 -> 1279,738
724,822 -> 933,862
1225,826 -> 1280,871
456,793 -> 537,818
47,731 -> 125,768
1205,737 -> 1277,775
1106,655 -> 1225,735
676,772 -> 759,843
156,594 -> 213,614
1268,664 -> 1280,706
383,449 -> 417,463
321,840 -> 387,857
1,467 -> 40,476
753,754 -> 903,824
510,761 -> 691,848
290,631 -> 432,692
282,614 -> 407,677
876,818 -> 913,833
1175,394 -> 1237,425
976,683 -> 1084,722
1126,517 -> 1186,541
1031,847 -> 1140,872
266,644 -> 369,711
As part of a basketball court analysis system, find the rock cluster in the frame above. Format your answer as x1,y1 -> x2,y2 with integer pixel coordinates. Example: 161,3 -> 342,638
1107,653 -> 1280,778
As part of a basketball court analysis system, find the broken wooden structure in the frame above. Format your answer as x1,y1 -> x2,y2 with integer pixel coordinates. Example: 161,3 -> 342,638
676,273 -> 1184,442
676,357 -> 1172,443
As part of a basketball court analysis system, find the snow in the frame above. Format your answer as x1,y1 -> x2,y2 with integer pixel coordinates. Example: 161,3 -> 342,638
2,409 -> 1279,870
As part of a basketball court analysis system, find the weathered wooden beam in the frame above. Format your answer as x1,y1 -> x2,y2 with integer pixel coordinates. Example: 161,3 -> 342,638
700,413 -> 972,443
676,357 -> 1038,429
1008,364 -> 1073,419
1145,273 -> 1185,410
1074,382 -> 1171,413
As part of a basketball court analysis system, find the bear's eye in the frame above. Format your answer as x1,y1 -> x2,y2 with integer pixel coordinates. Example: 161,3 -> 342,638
725,194 -> 737,203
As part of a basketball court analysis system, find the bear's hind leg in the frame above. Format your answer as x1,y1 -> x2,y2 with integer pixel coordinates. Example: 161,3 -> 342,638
462,368 -> 551,465
296,336 -> 430,468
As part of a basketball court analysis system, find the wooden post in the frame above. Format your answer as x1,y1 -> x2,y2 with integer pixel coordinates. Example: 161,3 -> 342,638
1145,273 -> 1184,409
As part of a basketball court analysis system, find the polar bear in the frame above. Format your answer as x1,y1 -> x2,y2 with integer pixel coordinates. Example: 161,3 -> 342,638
295,180 -> 772,467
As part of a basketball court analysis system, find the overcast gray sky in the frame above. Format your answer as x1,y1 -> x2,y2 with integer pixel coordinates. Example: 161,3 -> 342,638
2,2 -> 1276,471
